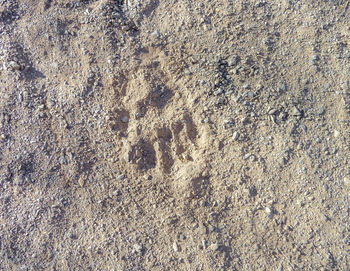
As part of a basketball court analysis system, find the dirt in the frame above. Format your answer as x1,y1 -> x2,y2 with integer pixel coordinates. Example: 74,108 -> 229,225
0,0 -> 349,270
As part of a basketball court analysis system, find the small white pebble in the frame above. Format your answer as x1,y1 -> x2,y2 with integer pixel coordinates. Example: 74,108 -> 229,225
344,177 -> 350,186
209,243 -> 219,251
334,130 -> 340,138
173,242 -> 179,252
78,176 -> 85,187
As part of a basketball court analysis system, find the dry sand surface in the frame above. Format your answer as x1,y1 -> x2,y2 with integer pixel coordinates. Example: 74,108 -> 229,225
0,0 -> 349,270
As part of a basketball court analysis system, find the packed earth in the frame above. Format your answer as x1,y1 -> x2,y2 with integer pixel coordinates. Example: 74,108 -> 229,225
0,0 -> 349,270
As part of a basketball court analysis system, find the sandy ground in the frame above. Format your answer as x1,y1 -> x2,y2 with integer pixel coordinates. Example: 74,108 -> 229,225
0,0 -> 349,270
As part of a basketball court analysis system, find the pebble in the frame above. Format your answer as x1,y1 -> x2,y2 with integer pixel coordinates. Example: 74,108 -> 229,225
249,185 -> 257,197
59,156 -> 67,165
209,243 -> 219,251
265,207 -> 273,218
133,243 -> 142,253
201,238 -> 207,249
227,55 -> 239,66
214,88 -> 224,95
178,234 -> 186,241
279,111 -> 287,120
121,116 -> 128,123
199,223 -> 207,234
78,176 -> 85,187
301,124 -> 307,132
318,107 -> 325,115
117,174 -> 126,180
310,55 -> 319,65
8,61 -> 22,71
291,106 -> 302,116
208,224 -> 215,233
249,154 -> 256,162
278,82 -> 288,92
242,83 -> 250,89
151,30 -> 160,39
217,97 -> 226,104
225,90 -> 234,96
224,118 -> 234,126
268,108 -> 277,115
243,153 -> 251,160
241,116 -> 249,125
247,91 -> 255,98
173,241 -> 180,252
333,130 -> 340,138
112,190 -> 121,197
344,177 -> 350,186
232,131 -> 239,141
256,83 -> 263,90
